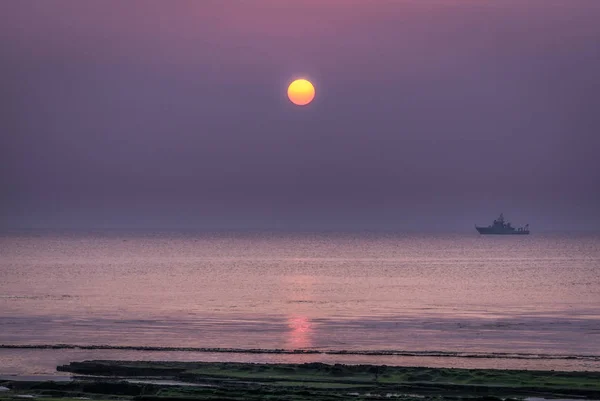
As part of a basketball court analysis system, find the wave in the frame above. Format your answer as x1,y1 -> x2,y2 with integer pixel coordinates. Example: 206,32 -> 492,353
2,344 -> 599,361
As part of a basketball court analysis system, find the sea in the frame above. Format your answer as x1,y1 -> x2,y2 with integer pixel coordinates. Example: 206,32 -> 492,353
1,230 -> 599,376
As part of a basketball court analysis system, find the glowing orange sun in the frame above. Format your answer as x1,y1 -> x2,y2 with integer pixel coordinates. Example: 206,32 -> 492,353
287,79 -> 315,106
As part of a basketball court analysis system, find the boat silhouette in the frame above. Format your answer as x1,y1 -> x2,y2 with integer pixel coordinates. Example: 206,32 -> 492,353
476,213 -> 530,235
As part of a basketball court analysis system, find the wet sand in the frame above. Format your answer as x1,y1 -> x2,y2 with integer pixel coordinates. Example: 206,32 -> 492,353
2,346 -> 600,378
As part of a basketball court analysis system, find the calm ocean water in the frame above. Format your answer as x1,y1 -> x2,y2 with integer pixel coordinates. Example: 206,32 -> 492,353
1,231 -> 599,374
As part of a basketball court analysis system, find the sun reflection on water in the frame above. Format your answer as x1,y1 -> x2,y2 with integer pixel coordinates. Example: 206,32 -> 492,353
287,315 -> 313,350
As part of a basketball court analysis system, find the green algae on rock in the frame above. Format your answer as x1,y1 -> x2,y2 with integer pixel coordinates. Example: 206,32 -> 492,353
52,360 -> 600,400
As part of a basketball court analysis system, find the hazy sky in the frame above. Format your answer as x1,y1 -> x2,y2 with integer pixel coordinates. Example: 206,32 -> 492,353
2,0 -> 599,231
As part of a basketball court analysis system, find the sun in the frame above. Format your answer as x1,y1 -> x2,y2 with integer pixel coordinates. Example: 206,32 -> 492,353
287,79 -> 315,106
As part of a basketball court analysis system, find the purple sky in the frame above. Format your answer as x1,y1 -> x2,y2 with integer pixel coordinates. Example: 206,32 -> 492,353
1,0 -> 599,231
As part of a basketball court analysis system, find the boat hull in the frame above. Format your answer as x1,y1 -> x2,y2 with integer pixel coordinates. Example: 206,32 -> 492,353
476,226 -> 530,235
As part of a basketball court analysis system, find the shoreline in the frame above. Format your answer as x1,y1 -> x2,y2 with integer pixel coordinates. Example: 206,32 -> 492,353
3,348 -> 600,376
